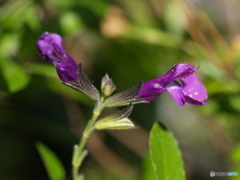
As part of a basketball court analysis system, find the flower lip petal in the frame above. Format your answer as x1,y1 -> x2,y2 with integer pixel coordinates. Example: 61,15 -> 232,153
181,74 -> 208,101
166,80 -> 209,106
166,81 -> 185,107
184,96 -> 209,106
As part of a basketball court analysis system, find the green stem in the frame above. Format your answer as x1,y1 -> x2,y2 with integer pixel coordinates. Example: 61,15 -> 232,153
72,96 -> 105,180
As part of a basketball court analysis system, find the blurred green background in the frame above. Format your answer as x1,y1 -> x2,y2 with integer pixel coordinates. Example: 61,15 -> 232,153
1,0 -> 240,179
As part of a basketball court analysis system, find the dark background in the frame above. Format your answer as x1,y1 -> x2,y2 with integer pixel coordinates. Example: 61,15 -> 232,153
0,0 -> 240,179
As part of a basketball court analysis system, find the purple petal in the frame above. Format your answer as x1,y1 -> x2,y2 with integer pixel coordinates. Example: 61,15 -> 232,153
160,63 -> 198,86
37,32 -> 78,82
184,96 -> 209,106
138,80 -> 166,101
166,81 -> 185,107
37,33 -> 64,63
138,63 -> 197,101
181,74 -> 208,101
167,80 -> 209,106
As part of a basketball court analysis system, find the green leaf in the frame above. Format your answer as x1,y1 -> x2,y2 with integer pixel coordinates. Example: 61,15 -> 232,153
163,0 -> 187,35
122,26 -> 183,48
0,33 -> 30,93
27,63 -> 57,79
149,122 -> 185,180
4,62 -> 30,93
25,5 -> 41,31
229,143 -> 240,180
0,65 -> 9,92
36,142 -> 66,180
141,155 -> 156,180
60,12 -> 84,35
0,57 -> 30,93
78,0 -> 108,17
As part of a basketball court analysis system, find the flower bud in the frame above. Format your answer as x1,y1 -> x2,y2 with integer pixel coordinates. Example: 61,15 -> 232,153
101,74 -> 116,97
37,32 -> 78,82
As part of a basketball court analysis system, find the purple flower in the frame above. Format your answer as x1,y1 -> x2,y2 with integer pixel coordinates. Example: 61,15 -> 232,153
138,63 -> 209,107
37,32 -> 78,82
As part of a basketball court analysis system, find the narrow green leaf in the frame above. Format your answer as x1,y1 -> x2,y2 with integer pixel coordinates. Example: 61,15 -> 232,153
149,122 -> 185,180
36,142 -> 66,180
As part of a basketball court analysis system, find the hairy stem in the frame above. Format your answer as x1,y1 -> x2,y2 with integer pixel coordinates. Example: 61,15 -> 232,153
72,97 -> 105,180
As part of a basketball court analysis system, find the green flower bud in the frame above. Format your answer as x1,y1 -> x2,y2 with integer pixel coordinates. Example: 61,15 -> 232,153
101,74 -> 116,97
